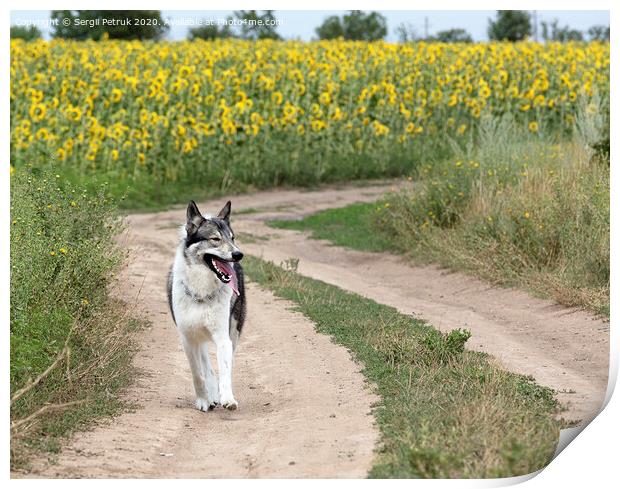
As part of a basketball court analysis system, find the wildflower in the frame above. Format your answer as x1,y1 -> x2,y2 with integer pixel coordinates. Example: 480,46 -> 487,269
524,211 -> 530,219
528,121 -> 539,132
59,248 -> 67,254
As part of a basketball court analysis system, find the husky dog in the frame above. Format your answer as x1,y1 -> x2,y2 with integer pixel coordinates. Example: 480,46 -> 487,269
167,200 -> 246,412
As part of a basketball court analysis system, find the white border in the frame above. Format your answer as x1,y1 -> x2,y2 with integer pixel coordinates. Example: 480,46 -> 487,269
3,1 -> 616,486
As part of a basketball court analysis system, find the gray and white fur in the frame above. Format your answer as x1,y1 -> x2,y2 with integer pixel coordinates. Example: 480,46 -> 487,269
167,200 -> 246,411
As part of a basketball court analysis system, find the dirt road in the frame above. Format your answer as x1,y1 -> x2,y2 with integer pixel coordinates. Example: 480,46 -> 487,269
26,182 -> 609,477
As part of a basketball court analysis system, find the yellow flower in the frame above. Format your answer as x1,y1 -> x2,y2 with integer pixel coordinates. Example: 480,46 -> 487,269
36,128 -> 49,140
311,119 -> 326,132
523,211 -> 530,219
528,121 -> 539,133
10,165 -> 15,176
111,88 -> 123,103
29,103 -> 46,122
59,248 -> 67,254
66,106 -> 82,122
271,92 -> 283,105
49,251 -> 56,256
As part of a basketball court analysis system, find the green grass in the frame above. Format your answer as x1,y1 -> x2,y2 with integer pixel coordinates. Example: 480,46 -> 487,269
269,201 -> 391,252
10,167 -> 144,470
244,256 -> 562,478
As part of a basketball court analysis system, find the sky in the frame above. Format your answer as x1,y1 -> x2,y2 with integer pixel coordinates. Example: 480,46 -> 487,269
10,10 -> 610,42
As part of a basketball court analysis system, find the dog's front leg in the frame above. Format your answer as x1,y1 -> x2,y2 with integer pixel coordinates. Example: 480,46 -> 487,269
212,330 -> 238,410
200,342 -> 220,407
181,337 -> 212,412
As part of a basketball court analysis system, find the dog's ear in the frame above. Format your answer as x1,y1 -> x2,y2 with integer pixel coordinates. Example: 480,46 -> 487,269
217,201 -> 231,221
186,200 -> 204,234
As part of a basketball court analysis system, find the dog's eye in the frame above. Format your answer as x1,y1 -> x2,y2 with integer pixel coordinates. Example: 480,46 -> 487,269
210,236 -> 221,242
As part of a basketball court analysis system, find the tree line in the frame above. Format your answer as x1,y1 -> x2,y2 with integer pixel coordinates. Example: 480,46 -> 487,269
11,10 -> 610,43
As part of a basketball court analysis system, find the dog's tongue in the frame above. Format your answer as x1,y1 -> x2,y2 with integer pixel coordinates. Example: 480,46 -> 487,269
214,258 -> 239,296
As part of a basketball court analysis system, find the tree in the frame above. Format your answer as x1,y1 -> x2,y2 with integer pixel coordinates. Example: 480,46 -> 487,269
316,15 -> 344,40
541,20 -> 583,42
51,10 -> 168,40
10,25 -> 42,41
316,10 -> 387,41
395,22 -> 418,43
430,28 -> 473,43
234,10 -> 281,40
588,25 -> 610,41
188,18 -> 235,40
488,10 -> 531,42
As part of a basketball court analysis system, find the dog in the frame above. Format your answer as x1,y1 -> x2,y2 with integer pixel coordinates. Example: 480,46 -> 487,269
167,200 -> 246,412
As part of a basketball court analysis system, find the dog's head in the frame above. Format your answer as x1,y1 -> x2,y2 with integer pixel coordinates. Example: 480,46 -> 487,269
183,200 -> 243,286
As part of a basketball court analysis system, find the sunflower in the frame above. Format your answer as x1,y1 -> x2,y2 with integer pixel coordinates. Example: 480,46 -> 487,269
110,88 -> 123,103
29,103 -> 46,122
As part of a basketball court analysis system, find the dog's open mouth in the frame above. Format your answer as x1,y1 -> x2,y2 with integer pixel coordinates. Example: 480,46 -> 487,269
205,255 -> 239,295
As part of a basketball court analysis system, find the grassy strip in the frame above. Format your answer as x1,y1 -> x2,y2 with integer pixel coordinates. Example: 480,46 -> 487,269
270,201 -> 392,253
10,168 -> 143,470
269,114 -> 609,316
244,256 -> 561,478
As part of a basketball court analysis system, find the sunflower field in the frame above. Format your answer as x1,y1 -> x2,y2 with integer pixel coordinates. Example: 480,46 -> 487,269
10,39 -> 609,205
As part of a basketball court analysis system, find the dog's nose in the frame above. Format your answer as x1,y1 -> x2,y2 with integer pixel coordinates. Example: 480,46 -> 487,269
232,251 -> 244,262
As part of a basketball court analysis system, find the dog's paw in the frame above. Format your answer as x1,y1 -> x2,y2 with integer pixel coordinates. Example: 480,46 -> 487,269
220,397 -> 238,411
195,397 -> 216,412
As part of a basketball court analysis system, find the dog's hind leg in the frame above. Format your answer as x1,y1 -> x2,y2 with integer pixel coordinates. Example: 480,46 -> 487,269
200,342 -> 220,407
181,337 -> 212,412
212,329 -> 238,410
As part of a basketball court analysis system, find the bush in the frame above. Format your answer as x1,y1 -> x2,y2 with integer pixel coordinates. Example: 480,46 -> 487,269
377,108 -> 609,314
